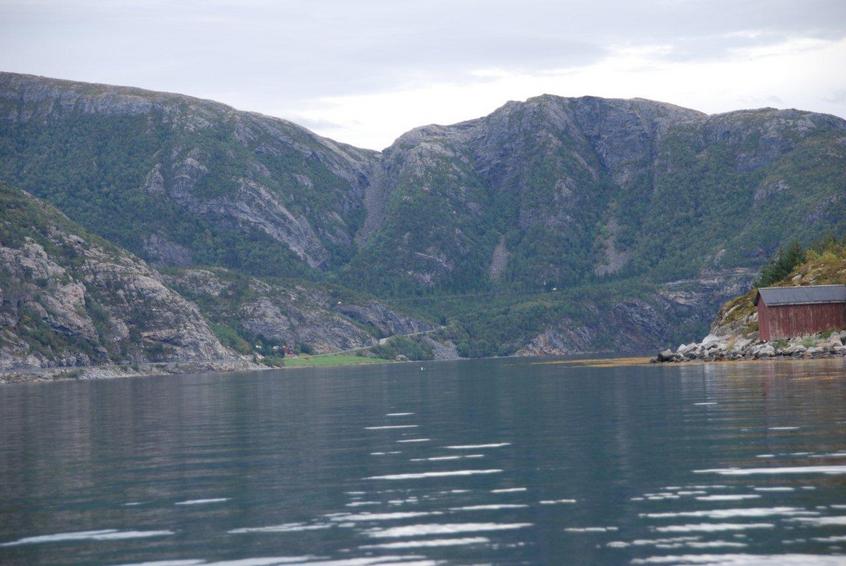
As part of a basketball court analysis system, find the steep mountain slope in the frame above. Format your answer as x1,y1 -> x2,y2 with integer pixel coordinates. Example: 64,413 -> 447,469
0,183 -> 245,372
349,95 -> 846,293
0,72 -> 377,277
0,183 -> 437,377
2,72 -> 845,360
163,267 -> 433,356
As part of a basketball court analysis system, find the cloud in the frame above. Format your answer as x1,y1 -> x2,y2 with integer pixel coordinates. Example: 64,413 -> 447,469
292,36 -> 846,149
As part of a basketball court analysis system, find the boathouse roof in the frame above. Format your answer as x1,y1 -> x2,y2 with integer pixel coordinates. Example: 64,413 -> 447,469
754,284 -> 846,306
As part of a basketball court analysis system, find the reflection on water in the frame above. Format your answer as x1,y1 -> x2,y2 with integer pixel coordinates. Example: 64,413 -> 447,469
0,357 -> 845,564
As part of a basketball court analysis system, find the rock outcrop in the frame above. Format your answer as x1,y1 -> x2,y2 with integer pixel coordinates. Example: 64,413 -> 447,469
2,72 -> 846,363
655,244 -> 846,362
513,269 -> 756,357
0,184 -> 255,376
164,268 -> 433,355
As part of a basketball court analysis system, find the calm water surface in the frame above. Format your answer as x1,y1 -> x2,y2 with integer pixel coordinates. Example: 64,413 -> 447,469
1,358 -> 846,565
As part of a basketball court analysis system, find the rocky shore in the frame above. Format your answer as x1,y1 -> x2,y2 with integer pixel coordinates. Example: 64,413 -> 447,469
654,330 -> 846,363
0,358 -> 264,384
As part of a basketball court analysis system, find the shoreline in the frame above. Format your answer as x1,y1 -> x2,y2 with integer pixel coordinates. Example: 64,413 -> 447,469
654,330 -> 846,364
5,349 -> 846,385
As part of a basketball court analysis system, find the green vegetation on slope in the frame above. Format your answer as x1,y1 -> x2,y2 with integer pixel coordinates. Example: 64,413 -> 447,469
714,237 -> 846,335
3,75 -> 846,360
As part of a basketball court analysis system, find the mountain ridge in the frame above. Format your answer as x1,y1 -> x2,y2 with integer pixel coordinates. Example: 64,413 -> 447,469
2,71 -> 845,367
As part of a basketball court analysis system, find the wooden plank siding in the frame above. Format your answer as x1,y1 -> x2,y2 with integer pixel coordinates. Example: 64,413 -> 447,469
758,301 -> 846,341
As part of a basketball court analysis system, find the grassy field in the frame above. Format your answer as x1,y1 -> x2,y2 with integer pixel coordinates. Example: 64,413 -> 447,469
282,354 -> 392,368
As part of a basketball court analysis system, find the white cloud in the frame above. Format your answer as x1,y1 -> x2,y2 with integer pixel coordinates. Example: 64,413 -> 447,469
290,36 -> 846,149
1,0 -> 845,149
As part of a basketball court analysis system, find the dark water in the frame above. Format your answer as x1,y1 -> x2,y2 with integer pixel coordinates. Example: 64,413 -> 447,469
1,358 -> 846,565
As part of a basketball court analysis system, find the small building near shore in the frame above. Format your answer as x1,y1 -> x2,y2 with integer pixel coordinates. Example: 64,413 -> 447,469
754,284 -> 846,341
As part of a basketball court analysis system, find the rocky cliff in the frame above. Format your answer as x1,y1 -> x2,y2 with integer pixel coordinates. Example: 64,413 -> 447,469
163,267 -> 432,356
2,72 -> 846,364
0,183 -> 437,379
348,95 -> 846,293
0,184 -> 255,377
0,72 -> 378,277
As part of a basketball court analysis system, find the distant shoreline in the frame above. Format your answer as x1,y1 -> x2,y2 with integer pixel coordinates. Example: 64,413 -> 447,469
5,352 -> 846,385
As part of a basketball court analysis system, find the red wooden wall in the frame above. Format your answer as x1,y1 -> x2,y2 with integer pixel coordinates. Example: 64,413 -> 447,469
758,301 -> 846,341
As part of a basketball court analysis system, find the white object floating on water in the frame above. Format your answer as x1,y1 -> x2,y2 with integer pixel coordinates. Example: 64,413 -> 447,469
175,498 -> 229,506
492,487 -> 527,493
753,487 -> 795,492
769,426 -> 800,431
228,522 -> 333,534
694,402 -> 718,406
540,499 -> 577,505
364,425 -> 419,430
641,507 -> 818,519
652,523 -> 775,533
385,413 -> 415,417
365,522 -> 532,538
359,536 -> 490,549
564,526 -> 618,533
397,438 -> 430,443
695,465 -> 846,476
444,443 -> 511,450
365,469 -> 503,480
0,529 -> 174,547
695,495 -> 761,502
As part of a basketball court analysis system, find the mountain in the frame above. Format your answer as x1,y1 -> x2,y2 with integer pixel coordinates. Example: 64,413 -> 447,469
348,95 -> 846,293
162,267 -> 432,356
0,182 -> 247,374
1,71 -> 845,365
0,72 -> 376,278
0,182 -> 435,379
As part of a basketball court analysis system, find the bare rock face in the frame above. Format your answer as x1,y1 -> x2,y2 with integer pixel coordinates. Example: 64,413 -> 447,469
143,234 -> 193,267
165,268 -> 433,355
514,268 -> 757,357
335,302 -> 433,337
2,73 -> 845,363
0,72 -> 379,273
515,321 -> 596,357
0,186 -> 242,371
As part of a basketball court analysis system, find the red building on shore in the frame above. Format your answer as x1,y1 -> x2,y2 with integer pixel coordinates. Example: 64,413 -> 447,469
755,285 -> 846,341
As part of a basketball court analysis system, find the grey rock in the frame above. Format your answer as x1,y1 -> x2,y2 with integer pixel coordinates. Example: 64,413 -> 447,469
0,189 -> 249,373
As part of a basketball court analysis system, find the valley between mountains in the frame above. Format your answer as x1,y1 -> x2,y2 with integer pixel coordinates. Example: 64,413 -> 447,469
1,71 -> 845,378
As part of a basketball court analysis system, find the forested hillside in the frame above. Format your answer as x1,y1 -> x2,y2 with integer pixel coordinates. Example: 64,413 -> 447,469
2,72 -> 845,364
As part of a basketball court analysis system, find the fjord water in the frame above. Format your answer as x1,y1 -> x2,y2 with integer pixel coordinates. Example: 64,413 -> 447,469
1,359 -> 845,565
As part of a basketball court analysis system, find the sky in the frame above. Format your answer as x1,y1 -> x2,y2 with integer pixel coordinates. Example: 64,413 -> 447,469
1,0 -> 845,150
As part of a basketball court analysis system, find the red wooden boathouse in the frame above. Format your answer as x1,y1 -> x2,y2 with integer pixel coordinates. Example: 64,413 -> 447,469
754,285 -> 846,341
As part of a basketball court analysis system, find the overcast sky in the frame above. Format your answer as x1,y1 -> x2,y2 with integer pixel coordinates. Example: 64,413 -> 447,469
2,0 -> 845,149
